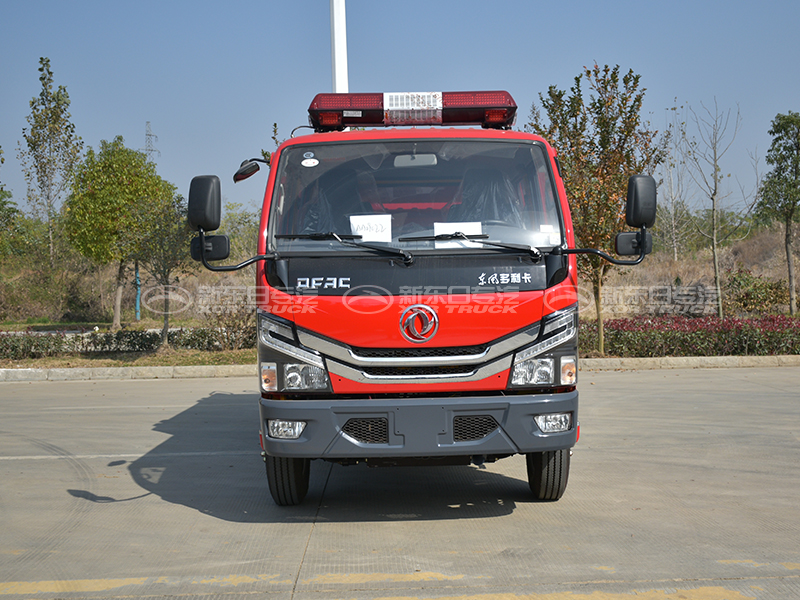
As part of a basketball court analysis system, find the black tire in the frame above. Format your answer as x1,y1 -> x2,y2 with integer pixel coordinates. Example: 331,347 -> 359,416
265,455 -> 310,506
526,449 -> 570,501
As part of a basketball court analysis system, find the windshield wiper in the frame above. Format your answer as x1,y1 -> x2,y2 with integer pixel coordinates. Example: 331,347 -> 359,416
398,232 -> 542,262
277,232 -> 414,264
276,232 -> 361,241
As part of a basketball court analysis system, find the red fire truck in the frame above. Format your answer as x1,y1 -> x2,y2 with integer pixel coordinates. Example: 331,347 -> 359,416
187,91 -> 655,505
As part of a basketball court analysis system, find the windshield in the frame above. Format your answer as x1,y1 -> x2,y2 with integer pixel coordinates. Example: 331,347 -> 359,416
268,139 -> 562,254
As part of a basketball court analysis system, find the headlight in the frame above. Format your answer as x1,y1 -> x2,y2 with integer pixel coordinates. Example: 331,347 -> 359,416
509,307 -> 577,388
284,364 -> 328,390
259,311 -> 330,393
511,358 -> 554,386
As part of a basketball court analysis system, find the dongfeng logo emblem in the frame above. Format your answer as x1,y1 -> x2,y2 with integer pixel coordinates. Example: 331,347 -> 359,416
399,304 -> 439,343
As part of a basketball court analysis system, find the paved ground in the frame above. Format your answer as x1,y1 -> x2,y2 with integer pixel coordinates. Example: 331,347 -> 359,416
1,368 -> 799,599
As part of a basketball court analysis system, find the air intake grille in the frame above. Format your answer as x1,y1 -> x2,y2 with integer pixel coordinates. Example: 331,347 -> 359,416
352,344 -> 487,359
362,365 -> 474,377
342,418 -> 389,444
453,415 -> 499,442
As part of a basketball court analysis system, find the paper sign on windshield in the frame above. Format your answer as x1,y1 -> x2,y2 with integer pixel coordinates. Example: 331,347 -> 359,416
350,214 -> 392,243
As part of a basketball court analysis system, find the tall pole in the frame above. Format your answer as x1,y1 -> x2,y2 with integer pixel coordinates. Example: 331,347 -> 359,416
330,0 -> 349,93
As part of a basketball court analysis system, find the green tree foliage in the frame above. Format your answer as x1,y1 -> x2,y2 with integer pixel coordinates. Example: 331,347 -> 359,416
0,147 -> 21,257
527,64 -> 666,354
757,111 -> 800,315
219,202 -> 259,263
132,193 -> 194,346
17,57 -> 84,265
65,136 -> 170,329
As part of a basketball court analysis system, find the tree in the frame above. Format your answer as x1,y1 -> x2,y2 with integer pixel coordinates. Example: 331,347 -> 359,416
65,136 -> 166,329
0,147 -> 20,257
17,57 -> 83,266
758,111 -> 800,315
133,192 -> 194,347
678,100 -> 755,318
219,202 -> 259,263
654,110 -> 694,261
527,64 -> 665,354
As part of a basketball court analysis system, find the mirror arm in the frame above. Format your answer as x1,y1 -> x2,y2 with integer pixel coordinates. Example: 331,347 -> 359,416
196,228 -> 277,272
554,226 -> 648,266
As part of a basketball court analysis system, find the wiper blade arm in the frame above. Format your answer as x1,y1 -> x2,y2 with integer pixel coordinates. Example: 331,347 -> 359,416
277,232 -> 414,264
399,231 -> 542,261
399,232 -> 489,241
275,232 -> 361,240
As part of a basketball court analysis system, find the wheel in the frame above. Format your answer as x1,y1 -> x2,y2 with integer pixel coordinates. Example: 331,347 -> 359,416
526,449 -> 570,501
265,455 -> 310,506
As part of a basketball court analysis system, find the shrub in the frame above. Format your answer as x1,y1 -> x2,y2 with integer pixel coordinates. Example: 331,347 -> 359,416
723,268 -> 789,316
0,331 -> 75,360
580,315 -> 800,357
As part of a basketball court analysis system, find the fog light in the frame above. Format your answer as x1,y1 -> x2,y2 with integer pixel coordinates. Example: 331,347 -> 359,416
511,358 -> 554,386
535,413 -> 572,433
283,363 -> 329,390
267,419 -> 306,439
560,356 -> 577,385
261,362 -> 278,392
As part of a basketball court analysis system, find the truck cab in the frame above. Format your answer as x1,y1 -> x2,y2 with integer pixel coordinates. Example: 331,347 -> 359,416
187,91 -> 655,505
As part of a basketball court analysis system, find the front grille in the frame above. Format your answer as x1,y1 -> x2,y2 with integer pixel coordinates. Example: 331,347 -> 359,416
352,345 -> 487,359
453,415 -> 499,442
342,418 -> 389,444
362,365 -> 474,377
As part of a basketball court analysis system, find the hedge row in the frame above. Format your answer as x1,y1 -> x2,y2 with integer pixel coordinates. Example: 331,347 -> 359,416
2,317 -> 799,360
579,315 -> 800,357
0,327 -> 257,360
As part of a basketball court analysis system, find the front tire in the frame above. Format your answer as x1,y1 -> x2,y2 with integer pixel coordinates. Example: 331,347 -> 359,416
526,449 -> 570,501
266,455 -> 310,506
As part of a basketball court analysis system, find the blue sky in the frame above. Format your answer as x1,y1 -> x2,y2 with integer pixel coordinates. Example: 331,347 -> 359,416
1,0 -> 798,212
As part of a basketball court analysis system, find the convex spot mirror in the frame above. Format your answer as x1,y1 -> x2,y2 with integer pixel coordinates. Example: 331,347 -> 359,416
625,174 -> 657,229
187,175 -> 221,231
615,231 -> 653,256
190,234 -> 230,262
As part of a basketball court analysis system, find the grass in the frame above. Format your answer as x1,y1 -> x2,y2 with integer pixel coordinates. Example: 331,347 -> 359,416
0,348 -> 257,370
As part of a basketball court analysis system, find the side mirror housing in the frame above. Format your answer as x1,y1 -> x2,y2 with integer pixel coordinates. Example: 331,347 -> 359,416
190,234 -> 230,262
233,160 -> 261,183
187,175 -> 221,231
625,175 -> 657,229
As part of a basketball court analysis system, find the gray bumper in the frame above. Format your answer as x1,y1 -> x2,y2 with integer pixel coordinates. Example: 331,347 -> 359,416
259,391 -> 578,459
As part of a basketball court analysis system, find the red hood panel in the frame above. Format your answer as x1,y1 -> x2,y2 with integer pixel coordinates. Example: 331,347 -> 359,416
291,292 -> 544,347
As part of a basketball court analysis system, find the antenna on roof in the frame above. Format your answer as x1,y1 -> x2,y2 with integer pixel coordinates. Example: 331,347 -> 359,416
330,0 -> 349,93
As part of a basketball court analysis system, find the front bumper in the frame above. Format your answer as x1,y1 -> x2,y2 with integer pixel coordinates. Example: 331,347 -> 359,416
259,390 -> 578,459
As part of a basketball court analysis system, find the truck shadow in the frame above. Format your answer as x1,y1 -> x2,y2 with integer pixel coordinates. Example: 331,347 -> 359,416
127,390 -> 537,523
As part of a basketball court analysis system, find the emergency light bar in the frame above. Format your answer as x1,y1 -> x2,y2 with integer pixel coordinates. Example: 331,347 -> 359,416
308,91 -> 517,132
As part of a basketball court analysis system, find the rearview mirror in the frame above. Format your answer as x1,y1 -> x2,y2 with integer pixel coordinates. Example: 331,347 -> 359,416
233,160 -> 261,183
187,175 -> 221,231
625,175 -> 657,229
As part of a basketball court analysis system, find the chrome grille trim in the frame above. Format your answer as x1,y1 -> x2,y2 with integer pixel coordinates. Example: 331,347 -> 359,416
297,324 -> 539,368
326,355 -> 512,384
